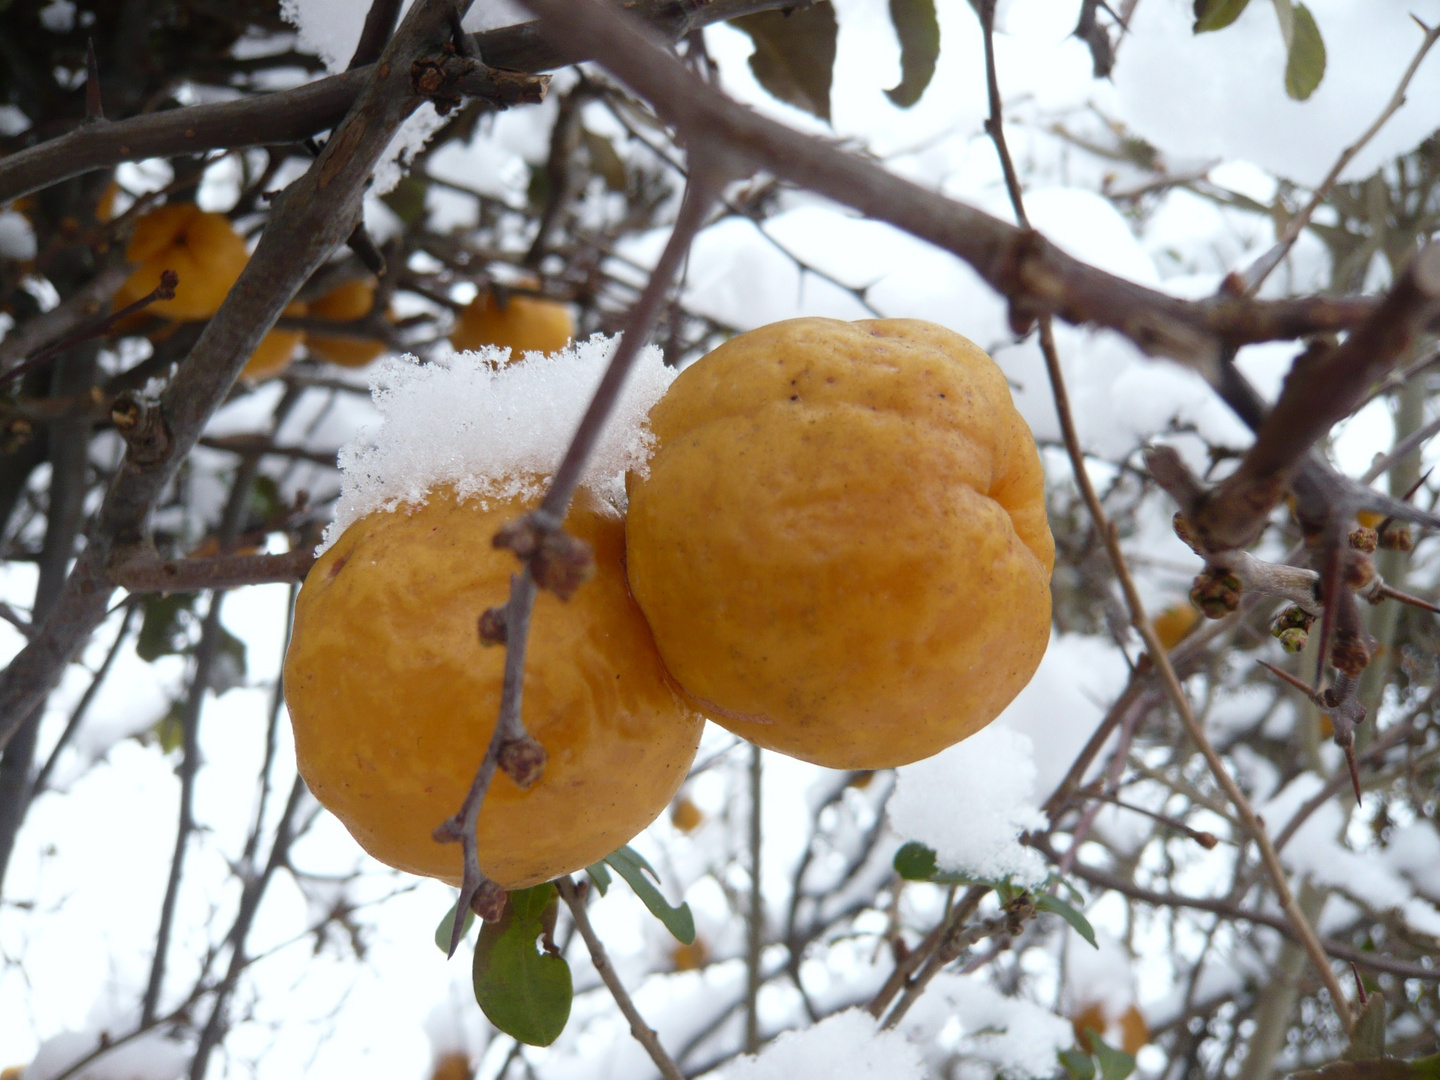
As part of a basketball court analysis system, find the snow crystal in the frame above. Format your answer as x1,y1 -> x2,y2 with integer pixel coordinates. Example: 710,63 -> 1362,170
719,1008 -> 924,1080
373,104 -> 448,196
1263,776 -> 1413,912
889,723 -> 1049,887
278,0 -> 365,72
1114,0 -> 1440,187
900,973 -> 1074,1079
25,1030 -> 189,1080
1383,822 -> 1440,897
321,335 -> 676,551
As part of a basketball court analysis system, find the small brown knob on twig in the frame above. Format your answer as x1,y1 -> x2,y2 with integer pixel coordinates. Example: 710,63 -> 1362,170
477,606 -> 507,645
469,879 -> 508,922
498,734 -> 548,789
531,530 -> 595,600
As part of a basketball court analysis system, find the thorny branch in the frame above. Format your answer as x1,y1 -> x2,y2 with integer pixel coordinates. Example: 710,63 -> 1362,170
0,0 -> 481,751
968,0 -> 1358,1029
1240,18 -> 1440,295
435,160 -> 727,954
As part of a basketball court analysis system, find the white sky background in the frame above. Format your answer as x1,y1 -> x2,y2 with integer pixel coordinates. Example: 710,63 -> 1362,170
5,0 -> 1440,1077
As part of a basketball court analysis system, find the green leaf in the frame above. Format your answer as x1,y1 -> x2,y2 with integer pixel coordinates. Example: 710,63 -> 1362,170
1193,0 -> 1251,31
472,884 -> 572,1047
1090,1031 -> 1136,1080
894,841 -> 939,881
582,130 -> 627,192
1344,991 -> 1387,1060
147,701 -> 185,754
732,5 -> 838,122
1035,893 -> 1097,949
247,474 -> 283,523
435,899 -> 475,953
136,592 -> 196,662
585,860 -> 612,896
603,845 -> 695,945
884,0 -> 940,108
1283,3 -> 1326,100
1060,1049 -> 1098,1080
210,626 -> 248,695
381,175 -> 429,227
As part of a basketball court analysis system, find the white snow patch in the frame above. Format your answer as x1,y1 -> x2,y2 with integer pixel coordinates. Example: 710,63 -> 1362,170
900,973 -> 1074,1079
0,210 -> 37,260
890,723 -> 1048,886
718,1008 -> 923,1080
1114,0 -> 1440,187
279,0 -> 366,72
373,103 -> 448,196
322,335 -> 675,551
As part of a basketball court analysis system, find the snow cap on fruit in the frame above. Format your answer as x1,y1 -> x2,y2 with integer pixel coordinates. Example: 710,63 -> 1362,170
322,334 -> 676,552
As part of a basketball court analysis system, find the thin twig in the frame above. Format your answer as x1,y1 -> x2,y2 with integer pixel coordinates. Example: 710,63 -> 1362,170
744,742 -> 763,1053
970,0 -> 1355,1028
435,164 -> 726,952
109,549 -> 317,593
1240,18 -> 1440,295
557,877 -> 685,1080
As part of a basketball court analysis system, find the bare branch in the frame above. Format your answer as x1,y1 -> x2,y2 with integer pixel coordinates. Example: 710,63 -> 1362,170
0,0 -> 474,752
556,877 -> 686,1080
1240,20 -> 1440,294
109,550 -> 317,593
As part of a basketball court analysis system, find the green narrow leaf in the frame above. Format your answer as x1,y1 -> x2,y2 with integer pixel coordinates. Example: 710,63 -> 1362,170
732,5 -> 839,123
1059,1048 -> 1098,1080
1089,1031 -> 1137,1080
582,130 -> 627,192
1283,2 -> 1326,100
381,175 -> 429,227
1193,0 -> 1251,32
1035,893 -> 1098,949
434,899 -> 475,953
585,860 -> 612,896
884,0 -> 940,108
472,884 -> 572,1047
248,474 -> 283,522
893,841 -> 939,881
1344,991 -> 1387,1060
210,626 -> 248,695
603,845 -> 695,945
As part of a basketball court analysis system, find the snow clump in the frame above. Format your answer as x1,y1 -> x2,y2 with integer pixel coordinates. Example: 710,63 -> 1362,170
321,334 -> 676,552
718,1008 -> 924,1080
889,723 -> 1048,887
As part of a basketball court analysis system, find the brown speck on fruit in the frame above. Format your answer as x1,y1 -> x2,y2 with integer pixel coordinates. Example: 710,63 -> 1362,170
327,554 -> 349,580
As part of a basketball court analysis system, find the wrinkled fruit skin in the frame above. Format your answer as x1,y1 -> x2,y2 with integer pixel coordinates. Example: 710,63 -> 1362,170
115,204 -> 248,320
625,317 -> 1054,770
284,488 -> 704,889
307,279 -> 388,367
450,292 -> 575,358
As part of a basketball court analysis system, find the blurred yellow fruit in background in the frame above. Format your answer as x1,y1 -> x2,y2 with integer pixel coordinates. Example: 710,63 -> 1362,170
241,301 -> 308,381
114,203 -> 248,320
1151,602 -> 1200,651
450,288 -> 574,358
307,278 -> 390,368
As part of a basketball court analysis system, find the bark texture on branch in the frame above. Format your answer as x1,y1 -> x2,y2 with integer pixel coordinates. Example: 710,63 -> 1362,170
0,0 -> 468,750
